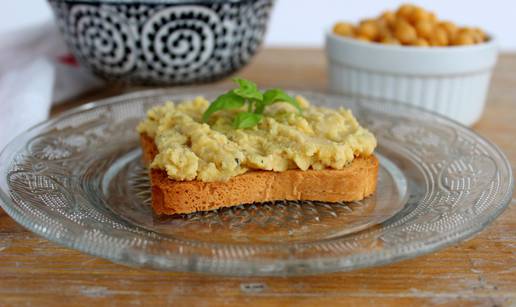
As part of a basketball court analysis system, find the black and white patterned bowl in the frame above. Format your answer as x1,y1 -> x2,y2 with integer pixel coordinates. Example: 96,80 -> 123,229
48,0 -> 274,85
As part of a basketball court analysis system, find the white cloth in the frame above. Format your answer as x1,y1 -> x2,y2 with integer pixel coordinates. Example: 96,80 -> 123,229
0,21 -> 102,150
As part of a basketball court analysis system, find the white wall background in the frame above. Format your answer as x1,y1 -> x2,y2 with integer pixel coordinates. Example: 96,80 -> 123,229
1,0 -> 515,50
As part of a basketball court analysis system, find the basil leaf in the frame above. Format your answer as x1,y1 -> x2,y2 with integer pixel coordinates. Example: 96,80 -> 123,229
254,100 -> 266,114
202,91 -> 245,122
232,112 -> 263,129
232,78 -> 263,101
203,78 -> 301,129
259,89 -> 302,113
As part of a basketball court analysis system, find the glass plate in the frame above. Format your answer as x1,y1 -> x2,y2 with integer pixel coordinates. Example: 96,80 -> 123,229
0,89 -> 513,276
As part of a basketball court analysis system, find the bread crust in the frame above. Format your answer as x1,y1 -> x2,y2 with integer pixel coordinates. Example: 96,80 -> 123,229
140,134 -> 378,215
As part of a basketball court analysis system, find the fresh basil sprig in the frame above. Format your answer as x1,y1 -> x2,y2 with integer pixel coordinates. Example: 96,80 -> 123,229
232,112 -> 263,129
232,78 -> 263,101
202,91 -> 245,123
257,88 -> 302,114
202,78 -> 302,129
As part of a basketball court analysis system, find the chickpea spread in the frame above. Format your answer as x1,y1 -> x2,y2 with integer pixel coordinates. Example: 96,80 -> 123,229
333,4 -> 488,47
137,96 -> 377,182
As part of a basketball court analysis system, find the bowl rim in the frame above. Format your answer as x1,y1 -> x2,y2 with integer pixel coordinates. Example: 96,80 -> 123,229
326,30 -> 498,53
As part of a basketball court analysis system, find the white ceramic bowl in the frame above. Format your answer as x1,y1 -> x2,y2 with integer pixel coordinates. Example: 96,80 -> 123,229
326,32 -> 498,126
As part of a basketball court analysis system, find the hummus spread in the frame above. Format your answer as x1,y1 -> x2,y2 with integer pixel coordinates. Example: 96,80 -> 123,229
137,96 -> 377,182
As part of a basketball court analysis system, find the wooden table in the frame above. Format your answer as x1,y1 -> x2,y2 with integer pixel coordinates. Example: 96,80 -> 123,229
1,49 -> 515,306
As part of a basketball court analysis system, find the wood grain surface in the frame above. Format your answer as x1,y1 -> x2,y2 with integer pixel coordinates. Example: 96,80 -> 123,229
1,49 -> 515,306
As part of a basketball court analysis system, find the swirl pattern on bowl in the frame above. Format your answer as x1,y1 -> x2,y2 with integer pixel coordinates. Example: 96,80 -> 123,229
49,0 -> 274,84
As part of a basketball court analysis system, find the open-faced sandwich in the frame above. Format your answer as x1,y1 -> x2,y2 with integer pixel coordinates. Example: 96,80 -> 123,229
137,79 -> 378,215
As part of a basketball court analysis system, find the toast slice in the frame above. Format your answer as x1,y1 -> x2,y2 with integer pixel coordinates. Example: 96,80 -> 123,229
140,134 -> 378,215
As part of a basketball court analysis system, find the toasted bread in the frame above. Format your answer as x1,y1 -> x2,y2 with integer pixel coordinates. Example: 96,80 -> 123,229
140,134 -> 378,215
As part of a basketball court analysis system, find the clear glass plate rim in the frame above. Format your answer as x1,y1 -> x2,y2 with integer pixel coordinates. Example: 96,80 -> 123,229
0,87 -> 513,275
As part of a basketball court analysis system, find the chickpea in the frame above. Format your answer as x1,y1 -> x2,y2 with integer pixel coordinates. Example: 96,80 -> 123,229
473,28 -> 487,42
439,21 -> 458,39
356,20 -> 379,40
461,27 -> 485,43
375,18 -> 389,29
332,4 -> 487,47
394,19 -> 418,44
452,32 -> 475,45
429,27 -> 449,46
414,38 -> 429,47
396,4 -> 415,21
409,6 -> 430,25
355,34 -> 372,42
333,22 -> 354,37
428,12 -> 437,23
380,36 -> 401,45
380,10 -> 396,27
415,20 -> 434,40
377,23 -> 392,42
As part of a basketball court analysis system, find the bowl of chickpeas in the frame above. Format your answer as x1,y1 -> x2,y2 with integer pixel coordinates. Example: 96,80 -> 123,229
326,4 -> 498,126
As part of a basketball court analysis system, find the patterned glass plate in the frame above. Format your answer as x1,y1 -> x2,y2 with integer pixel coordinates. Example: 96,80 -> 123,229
0,89 -> 513,276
